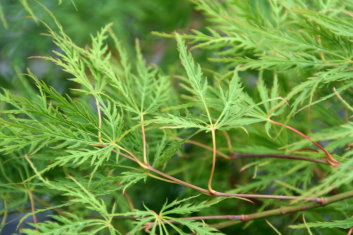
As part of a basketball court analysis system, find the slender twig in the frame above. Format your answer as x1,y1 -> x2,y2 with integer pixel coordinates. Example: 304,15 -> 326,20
187,139 -> 326,164
114,180 -> 135,211
269,119 -> 340,166
104,144 -> 325,202
143,190 -> 353,229
187,139 -> 328,164
24,154 -> 38,227
110,147 -> 175,185
123,192 -> 135,211
109,143 -> 143,166
95,98 -> 102,143
231,153 -> 328,165
343,10 -> 353,18
207,128 -> 217,194
142,163 -> 215,197
237,190 -> 353,220
27,190 -> 38,225
333,87 -> 353,112
146,172 -> 176,184
108,145 -> 134,161
347,226 -> 353,235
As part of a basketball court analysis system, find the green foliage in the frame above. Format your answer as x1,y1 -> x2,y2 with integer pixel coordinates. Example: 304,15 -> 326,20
1,0 -> 353,234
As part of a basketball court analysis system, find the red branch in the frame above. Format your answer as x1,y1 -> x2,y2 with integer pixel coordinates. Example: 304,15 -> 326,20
269,119 -> 340,166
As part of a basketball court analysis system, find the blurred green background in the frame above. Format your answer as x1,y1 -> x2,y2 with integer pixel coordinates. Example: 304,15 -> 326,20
0,0 -> 198,93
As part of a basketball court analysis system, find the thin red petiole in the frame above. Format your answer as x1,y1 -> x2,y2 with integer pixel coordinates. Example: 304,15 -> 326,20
269,119 -> 340,166
347,227 -> 353,235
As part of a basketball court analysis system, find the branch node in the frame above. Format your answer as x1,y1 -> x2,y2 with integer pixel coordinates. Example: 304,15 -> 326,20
142,163 -> 152,170
240,214 -> 249,222
279,207 -> 286,215
319,197 -> 326,205
208,189 -> 217,196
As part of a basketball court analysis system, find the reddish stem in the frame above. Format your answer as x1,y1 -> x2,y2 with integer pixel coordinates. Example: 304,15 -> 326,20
347,227 -> 353,235
28,191 -> 38,225
106,145 -> 325,203
269,119 -> 340,166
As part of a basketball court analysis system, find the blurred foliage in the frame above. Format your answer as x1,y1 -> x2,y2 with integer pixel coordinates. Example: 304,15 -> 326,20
0,0 -> 193,91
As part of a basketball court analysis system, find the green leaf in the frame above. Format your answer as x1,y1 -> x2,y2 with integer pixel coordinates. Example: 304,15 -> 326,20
290,217 -> 353,230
